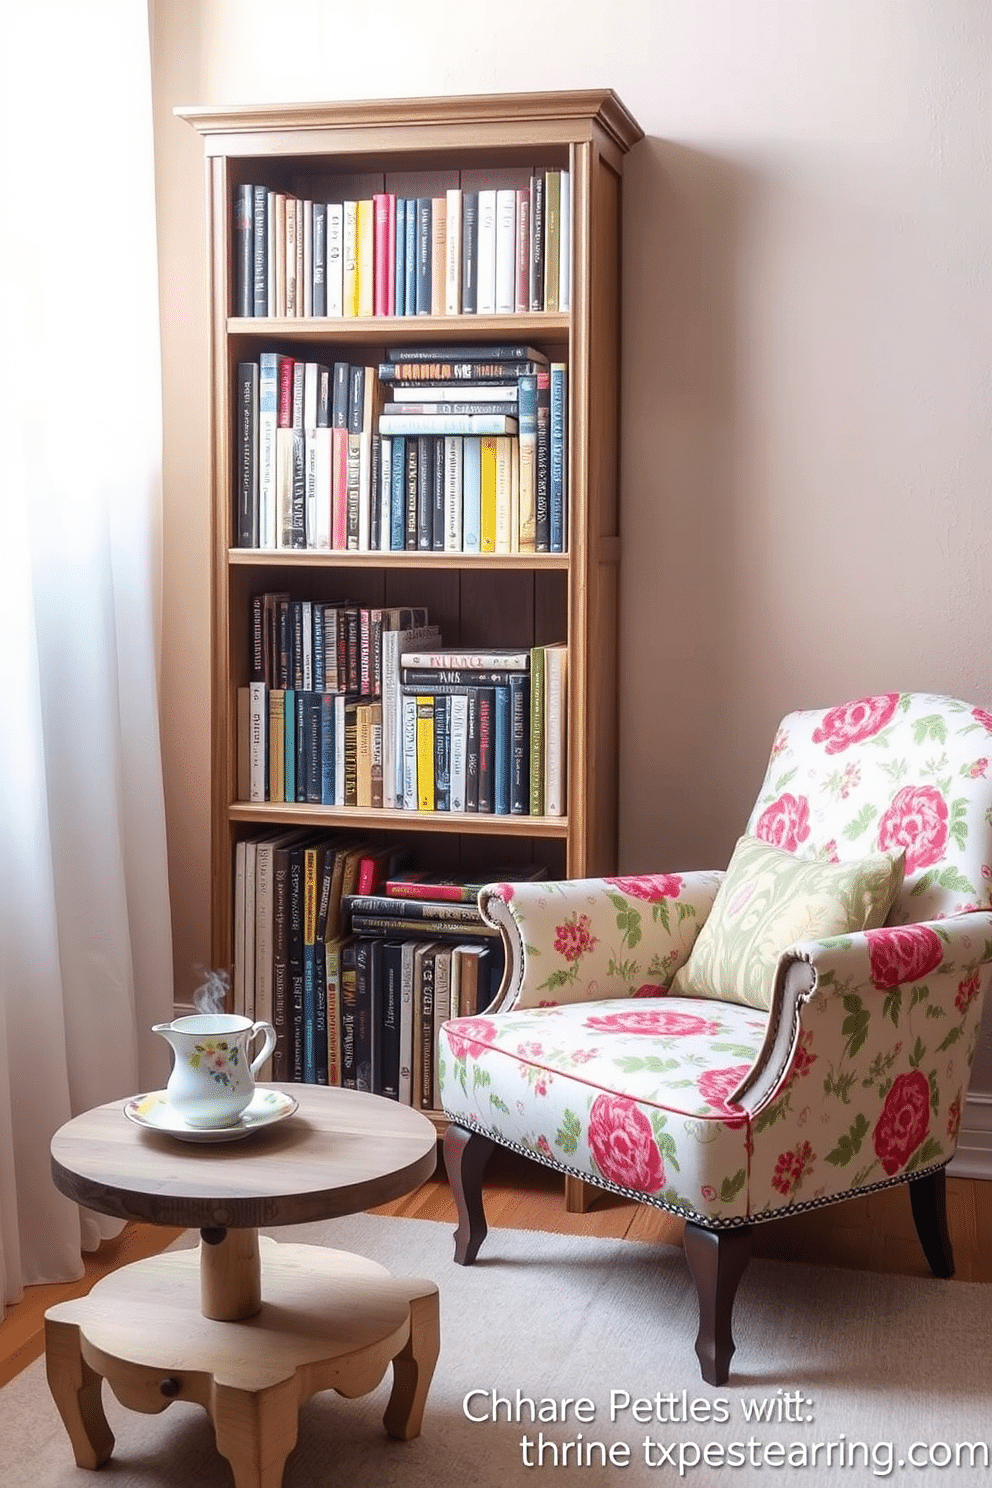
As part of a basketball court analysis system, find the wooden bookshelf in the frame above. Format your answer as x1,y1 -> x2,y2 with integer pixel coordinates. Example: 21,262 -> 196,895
178,91 -> 643,1110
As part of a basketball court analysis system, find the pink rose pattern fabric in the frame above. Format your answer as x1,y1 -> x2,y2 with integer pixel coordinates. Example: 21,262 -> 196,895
441,913 -> 992,1222
479,870 -> 725,1012
441,696 -> 992,1225
745,693 -> 992,923
811,693 -> 900,754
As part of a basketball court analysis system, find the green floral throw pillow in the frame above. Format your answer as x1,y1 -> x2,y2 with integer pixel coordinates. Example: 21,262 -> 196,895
669,836 -> 906,1011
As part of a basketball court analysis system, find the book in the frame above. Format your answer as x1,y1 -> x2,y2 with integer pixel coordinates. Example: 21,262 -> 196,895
398,940 -> 417,1103
494,435 -> 514,553
461,191 -> 478,313
323,935 -> 349,1086
357,197 -> 374,317
236,362 -> 259,547
415,941 -> 439,1108
343,893 -> 491,925
494,188 -> 516,314
249,681 -> 267,801
544,169 -> 561,312
401,667 -> 525,687
462,436 -> 481,552
258,352 -> 283,549
550,362 -> 568,551
389,384 -> 519,403
285,193 -> 298,315
234,184 -> 254,317
529,643 -> 546,816
383,866 -> 546,902
252,185 -> 268,317
480,436 -> 497,553
383,399 -> 515,416
373,192 -> 391,316
379,940 -> 404,1099
378,413 -> 518,436
353,936 -> 380,1092
303,198 -> 313,317
386,344 -> 549,364
234,840 -> 247,1016
477,686 -> 496,813
432,946 -> 453,1075
327,202 -> 344,316
430,194 -> 446,314
516,373 -> 537,552
535,368 -> 551,552
514,185 -> 531,313
530,171 -> 545,311
445,187 -> 462,315
268,689 -> 286,802
494,683 -> 510,815
476,190 -> 497,315
302,842 -> 322,1082
266,189 -> 276,315
416,695 -> 435,810
404,196 -> 417,316
444,436 -> 463,553
339,938 -> 359,1088
400,647 -> 530,670
342,200 -> 359,316
378,360 -> 547,384
274,193 -> 287,316
448,692 -> 468,812
415,197 -> 432,314
544,642 -> 568,816
312,201 -> 327,317
433,694 -> 451,811
558,169 -> 571,312
509,671 -> 530,815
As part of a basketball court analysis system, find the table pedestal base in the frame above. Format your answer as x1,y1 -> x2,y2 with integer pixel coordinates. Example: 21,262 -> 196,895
44,1237 -> 440,1488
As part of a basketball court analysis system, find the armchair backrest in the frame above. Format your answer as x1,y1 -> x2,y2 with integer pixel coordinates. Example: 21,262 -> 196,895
744,693 -> 992,925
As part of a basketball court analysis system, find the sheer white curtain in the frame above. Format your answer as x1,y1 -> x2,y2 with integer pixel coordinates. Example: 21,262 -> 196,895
0,0 -> 174,1308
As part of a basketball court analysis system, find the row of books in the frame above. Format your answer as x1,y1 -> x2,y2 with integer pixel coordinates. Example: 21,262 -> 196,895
238,641 -> 568,817
234,346 -> 567,553
234,171 -> 571,321
233,833 -> 506,1105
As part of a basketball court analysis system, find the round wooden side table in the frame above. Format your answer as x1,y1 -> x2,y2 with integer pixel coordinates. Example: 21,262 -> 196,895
45,1084 -> 439,1488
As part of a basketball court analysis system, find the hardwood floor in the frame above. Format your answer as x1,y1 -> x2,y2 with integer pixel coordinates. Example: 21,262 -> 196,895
2,1148 -> 989,1388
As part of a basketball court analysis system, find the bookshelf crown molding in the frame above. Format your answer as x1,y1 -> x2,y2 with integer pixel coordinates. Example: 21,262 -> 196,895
175,90 -> 644,157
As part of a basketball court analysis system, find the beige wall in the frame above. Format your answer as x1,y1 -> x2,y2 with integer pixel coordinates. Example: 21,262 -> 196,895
149,1 -> 992,1029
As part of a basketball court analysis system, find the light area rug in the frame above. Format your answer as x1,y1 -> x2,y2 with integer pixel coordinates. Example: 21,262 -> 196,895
1,1213 -> 990,1487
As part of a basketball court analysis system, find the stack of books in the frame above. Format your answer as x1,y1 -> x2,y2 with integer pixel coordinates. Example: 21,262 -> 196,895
234,170 -> 571,320
240,597 -> 438,808
240,625 -> 568,819
235,346 -> 568,554
233,836 -> 510,1106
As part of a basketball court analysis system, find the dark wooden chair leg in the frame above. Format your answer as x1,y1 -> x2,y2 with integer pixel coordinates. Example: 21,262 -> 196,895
683,1222 -> 752,1386
443,1125 -> 497,1265
909,1167 -> 954,1278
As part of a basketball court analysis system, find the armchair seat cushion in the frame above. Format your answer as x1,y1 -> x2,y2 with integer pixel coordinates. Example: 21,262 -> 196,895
438,997 -> 769,1224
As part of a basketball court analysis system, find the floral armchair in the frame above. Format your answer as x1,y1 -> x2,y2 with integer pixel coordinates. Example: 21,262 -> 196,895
437,693 -> 992,1384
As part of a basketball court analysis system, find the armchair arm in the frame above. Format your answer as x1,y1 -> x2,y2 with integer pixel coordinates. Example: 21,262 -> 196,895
478,870 -> 724,1011
733,912 -> 992,1195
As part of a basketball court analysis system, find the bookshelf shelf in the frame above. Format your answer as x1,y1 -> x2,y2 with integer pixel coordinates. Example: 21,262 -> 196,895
228,313 -> 571,343
227,548 -> 574,571
181,90 -> 641,1105
227,802 -> 570,837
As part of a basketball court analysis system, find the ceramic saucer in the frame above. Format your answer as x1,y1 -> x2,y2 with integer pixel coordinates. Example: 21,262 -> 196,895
123,1087 -> 298,1143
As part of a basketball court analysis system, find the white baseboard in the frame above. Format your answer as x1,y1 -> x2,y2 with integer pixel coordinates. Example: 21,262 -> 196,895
948,1091 -> 992,1180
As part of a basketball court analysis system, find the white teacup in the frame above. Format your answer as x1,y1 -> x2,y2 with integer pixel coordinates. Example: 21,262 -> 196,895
152,1014 -> 277,1129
